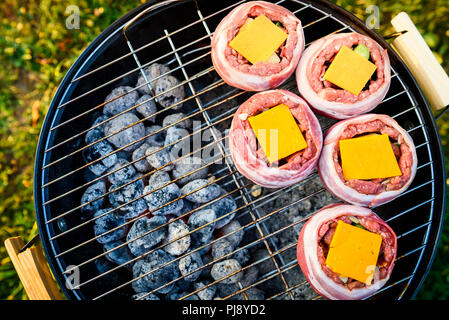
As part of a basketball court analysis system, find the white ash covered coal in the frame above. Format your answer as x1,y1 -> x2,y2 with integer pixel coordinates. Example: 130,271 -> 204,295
79,63 -> 254,300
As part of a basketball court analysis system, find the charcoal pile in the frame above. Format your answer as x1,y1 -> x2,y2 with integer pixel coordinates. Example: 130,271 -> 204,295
80,63 -> 256,300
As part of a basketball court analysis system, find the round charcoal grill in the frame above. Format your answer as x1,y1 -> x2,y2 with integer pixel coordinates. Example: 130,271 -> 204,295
34,0 -> 446,300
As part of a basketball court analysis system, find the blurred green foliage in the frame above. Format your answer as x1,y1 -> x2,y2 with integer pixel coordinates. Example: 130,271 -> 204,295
0,0 -> 448,300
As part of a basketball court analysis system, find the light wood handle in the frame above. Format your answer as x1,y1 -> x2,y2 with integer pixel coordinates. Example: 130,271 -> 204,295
4,237 -> 63,300
391,12 -> 449,110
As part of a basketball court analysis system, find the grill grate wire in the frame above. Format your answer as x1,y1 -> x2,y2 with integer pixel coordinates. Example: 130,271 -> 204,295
38,0 -> 437,300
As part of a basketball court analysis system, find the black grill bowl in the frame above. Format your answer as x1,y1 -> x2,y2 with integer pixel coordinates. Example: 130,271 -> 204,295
34,0 -> 446,300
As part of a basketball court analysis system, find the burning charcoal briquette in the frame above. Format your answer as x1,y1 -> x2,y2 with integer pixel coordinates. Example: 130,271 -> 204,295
203,193 -> 238,229
108,177 -> 147,216
103,240 -> 134,270
107,158 -> 136,185
143,180 -> 184,216
148,171 -> 171,187
132,292 -> 160,300
94,209 -> 127,244
210,259 -> 242,284
132,249 -> 179,294
180,179 -> 221,204
82,139 -> 118,176
145,146 -> 173,171
193,281 -> 216,300
162,219 -> 190,256
103,86 -> 139,117
132,143 -> 152,173
136,63 -> 171,95
127,216 -> 167,257
178,250 -> 203,282
164,126 -> 190,157
219,220 -> 243,248
85,115 -> 109,144
80,180 -> 106,215
145,125 -> 165,147
172,156 -> 208,186
135,94 -> 157,121
104,112 -> 145,152
154,75 -> 185,110
187,209 -> 216,250
162,113 -> 192,129
211,239 -> 234,260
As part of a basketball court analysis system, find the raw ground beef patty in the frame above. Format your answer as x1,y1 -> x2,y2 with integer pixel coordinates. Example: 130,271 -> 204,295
318,114 -> 417,207
296,32 -> 391,119
229,89 -> 322,188
297,203 -> 397,300
211,1 -> 304,91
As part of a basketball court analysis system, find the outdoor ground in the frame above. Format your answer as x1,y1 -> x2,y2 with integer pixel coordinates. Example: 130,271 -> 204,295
0,0 -> 448,300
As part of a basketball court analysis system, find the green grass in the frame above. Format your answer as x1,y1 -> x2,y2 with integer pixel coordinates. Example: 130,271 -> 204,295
0,0 -> 448,300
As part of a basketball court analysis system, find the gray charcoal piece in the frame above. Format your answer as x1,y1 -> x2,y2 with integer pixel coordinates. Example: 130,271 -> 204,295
123,198 -> 148,220
203,194 -> 238,229
103,86 -> 139,116
210,259 -> 242,284
143,182 -> 184,216
132,143 -> 152,173
163,219 -> 190,256
164,126 -> 190,159
107,158 -> 136,185
145,125 -> 165,147
136,94 -> 158,121
180,199 -> 198,216
132,249 -> 179,294
178,251 -> 203,282
82,139 -> 118,176
145,146 -> 173,171
148,171 -> 171,188
180,179 -> 221,204
85,115 -> 109,144
233,247 -> 250,266
127,216 -> 167,257
162,113 -> 192,129
109,177 -> 147,214
194,281 -> 216,300
154,75 -> 185,110
103,240 -> 135,270
136,63 -> 171,95
187,209 -> 216,250
104,112 -> 145,152
94,209 -> 127,244
80,180 -> 106,215
132,292 -> 160,300
219,220 -> 243,248
211,239 -> 234,260
172,156 -> 208,186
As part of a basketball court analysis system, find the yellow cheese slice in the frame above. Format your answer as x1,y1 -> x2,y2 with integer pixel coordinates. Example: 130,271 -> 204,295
339,134 -> 402,180
325,220 -> 382,285
229,14 -> 288,64
248,104 -> 307,163
323,45 -> 377,96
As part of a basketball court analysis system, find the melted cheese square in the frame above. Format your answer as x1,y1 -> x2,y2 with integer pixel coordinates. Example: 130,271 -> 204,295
339,134 -> 402,181
229,14 -> 288,64
248,104 -> 307,163
323,45 -> 377,96
325,220 -> 382,285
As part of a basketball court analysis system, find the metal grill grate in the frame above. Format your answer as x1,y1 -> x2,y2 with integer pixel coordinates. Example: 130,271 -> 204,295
35,0 -> 443,300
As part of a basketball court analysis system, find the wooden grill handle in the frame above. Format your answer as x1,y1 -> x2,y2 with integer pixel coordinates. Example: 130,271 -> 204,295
391,12 -> 449,111
4,236 -> 63,300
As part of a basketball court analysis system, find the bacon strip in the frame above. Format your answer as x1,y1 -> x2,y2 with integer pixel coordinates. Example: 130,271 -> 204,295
296,32 -> 391,119
229,90 -> 322,188
318,114 -> 417,207
297,204 -> 397,300
211,1 -> 305,91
